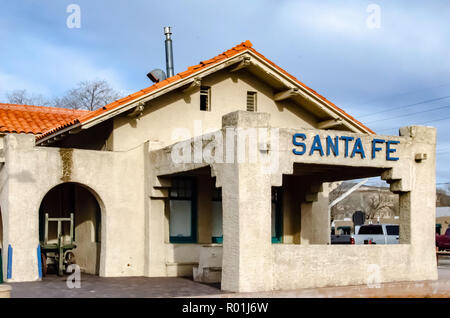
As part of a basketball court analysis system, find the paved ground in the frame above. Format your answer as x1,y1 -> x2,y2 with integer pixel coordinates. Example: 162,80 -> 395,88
9,276 -> 222,298
7,255 -> 450,298
201,257 -> 450,298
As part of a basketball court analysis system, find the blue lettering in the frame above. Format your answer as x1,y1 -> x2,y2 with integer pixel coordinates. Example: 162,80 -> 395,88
293,133 -> 306,155
309,135 -> 324,156
351,138 -> 366,158
340,136 -> 354,158
386,140 -> 400,161
326,136 -> 339,157
372,139 -> 385,159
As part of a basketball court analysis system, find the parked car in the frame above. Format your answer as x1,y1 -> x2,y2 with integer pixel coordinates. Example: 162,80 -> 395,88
436,228 -> 450,251
331,226 -> 352,244
351,224 -> 399,245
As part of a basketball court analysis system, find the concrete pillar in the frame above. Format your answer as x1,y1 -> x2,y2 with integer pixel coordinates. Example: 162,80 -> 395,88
300,182 -> 330,244
399,126 -> 438,280
282,175 -> 302,244
219,163 -> 273,292
145,198 -> 167,276
2,134 -> 40,282
146,143 -> 169,277
214,111 -> 274,292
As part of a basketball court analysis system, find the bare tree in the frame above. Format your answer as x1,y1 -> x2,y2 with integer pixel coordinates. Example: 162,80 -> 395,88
329,181 -> 354,221
365,189 -> 392,220
54,80 -> 121,111
6,89 -> 50,106
5,80 -> 121,111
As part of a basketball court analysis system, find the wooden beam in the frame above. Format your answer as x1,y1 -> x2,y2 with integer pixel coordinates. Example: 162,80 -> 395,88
229,56 -> 252,72
182,77 -> 201,93
127,102 -> 145,118
317,118 -> 343,129
273,88 -> 299,101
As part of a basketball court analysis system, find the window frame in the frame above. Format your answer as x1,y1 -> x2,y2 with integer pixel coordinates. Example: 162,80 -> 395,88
272,187 -> 283,243
246,91 -> 257,112
211,187 -> 223,244
169,177 -> 198,244
200,86 -> 211,112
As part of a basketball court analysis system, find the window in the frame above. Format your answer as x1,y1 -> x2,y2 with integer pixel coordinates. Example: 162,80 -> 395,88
200,86 -> 211,111
272,187 -> 283,243
337,226 -> 351,235
211,187 -> 223,243
247,91 -> 257,112
357,225 -> 383,235
169,177 -> 197,243
386,225 -> 399,236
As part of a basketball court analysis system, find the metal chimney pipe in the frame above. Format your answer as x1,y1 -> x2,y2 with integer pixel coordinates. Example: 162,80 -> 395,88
164,26 -> 174,77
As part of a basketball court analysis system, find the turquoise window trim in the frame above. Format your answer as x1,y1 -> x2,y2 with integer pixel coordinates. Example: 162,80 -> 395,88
272,187 -> 283,244
211,186 -> 223,243
169,177 -> 198,244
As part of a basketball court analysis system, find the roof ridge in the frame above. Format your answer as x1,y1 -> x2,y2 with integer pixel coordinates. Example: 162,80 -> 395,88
37,40 -> 373,140
73,40 -> 254,124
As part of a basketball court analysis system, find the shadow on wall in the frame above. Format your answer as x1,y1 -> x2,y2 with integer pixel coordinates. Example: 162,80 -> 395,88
39,182 -> 102,275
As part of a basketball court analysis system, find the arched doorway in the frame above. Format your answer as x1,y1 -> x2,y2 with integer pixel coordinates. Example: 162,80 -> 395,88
39,183 -> 102,276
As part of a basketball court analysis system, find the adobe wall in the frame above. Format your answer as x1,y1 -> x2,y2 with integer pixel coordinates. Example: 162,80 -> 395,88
0,134 -> 146,282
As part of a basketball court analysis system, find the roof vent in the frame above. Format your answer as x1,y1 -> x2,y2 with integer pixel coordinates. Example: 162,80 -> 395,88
147,69 -> 167,83
164,26 -> 174,77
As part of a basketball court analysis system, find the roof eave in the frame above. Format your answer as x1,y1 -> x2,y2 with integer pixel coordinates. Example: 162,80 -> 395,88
38,47 -> 374,143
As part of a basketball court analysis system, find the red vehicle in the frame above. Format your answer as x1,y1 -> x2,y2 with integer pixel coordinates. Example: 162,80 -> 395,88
436,228 -> 450,251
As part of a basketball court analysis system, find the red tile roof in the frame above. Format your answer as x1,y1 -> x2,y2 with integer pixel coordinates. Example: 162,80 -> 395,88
35,40 -> 373,140
0,103 -> 89,135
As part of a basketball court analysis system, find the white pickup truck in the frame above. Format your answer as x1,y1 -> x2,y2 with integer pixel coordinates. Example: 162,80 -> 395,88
351,224 -> 399,245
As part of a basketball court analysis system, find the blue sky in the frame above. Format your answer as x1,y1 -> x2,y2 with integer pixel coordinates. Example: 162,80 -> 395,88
1,1 -> 450,183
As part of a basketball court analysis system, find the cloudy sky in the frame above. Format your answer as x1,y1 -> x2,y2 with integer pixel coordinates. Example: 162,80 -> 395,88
1,1 -> 449,183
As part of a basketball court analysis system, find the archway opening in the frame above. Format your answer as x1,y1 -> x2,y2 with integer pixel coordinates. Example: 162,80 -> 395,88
39,183 -> 102,276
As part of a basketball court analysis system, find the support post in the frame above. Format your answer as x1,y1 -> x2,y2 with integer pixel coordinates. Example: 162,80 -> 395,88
214,111 -> 275,292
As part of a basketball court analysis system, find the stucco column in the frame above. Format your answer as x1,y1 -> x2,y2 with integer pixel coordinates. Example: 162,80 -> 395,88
217,163 -> 273,292
300,182 -> 330,244
399,126 -> 438,280
146,142 -> 169,277
2,134 -> 40,282
213,111 -> 275,292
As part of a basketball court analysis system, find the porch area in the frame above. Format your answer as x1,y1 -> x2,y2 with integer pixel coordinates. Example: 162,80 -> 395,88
148,110 -> 438,292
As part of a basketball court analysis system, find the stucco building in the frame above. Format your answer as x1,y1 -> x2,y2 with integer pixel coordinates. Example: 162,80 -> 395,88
0,41 -> 438,292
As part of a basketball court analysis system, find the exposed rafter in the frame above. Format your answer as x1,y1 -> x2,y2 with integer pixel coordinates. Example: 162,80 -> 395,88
127,102 -> 145,118
182,77 -> 202,94
274,88 -> 300,101
229,56 -> 252,72
317,118 -> 343,129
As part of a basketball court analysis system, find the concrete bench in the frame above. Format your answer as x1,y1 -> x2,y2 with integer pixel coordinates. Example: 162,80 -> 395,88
193,244 -> 223,283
